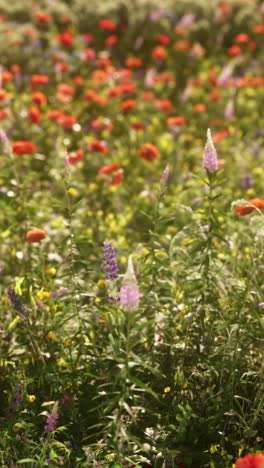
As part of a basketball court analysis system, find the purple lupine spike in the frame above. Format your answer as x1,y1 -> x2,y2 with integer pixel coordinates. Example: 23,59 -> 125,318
7,287 -> 27,320
203,128 -> 218,173
102,241 -> 119,280
120,256 -> 140,311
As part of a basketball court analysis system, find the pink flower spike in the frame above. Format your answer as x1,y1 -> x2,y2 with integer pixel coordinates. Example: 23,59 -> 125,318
120,255 -> 140,311
203,128 -> 218,173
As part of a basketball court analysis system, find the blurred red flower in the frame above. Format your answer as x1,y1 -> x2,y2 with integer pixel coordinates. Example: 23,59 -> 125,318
98,162 -> 120,175
47,109 -> 64,121
120,99 -> 137,110
131,122 -> 145,130
35,11 -> 51,23
155,34 -> 170,45
194,103 -> 206,112
32,91 -> 47,106
83,47 -> 96,61
125,57 -> 142,68
152,46 -> 168,60
12,141 -> 37,155
235,453 -> 264,467
173,40 -> 190,51
28,106 -> 41,124
26,228 -> 47,243
0,108 -> 9,121
57,30 -> 73,47
99,19 -> 116,31
105,35 -> 118,47
31,74 -> 49,90
111,168 -> 124,185
58,114 -> 77,129
167,116 -> 186,126
227,45 -> 242,56
156,99 -> 173,113
235,199 -> 264,216
2,71 -> 13,83
0,89 -> 8,101
68,150 -> 85,166
138,143 -> 160,162
90,140 -> 108,153
212,128 -> 229,143
235,33 -> 250,43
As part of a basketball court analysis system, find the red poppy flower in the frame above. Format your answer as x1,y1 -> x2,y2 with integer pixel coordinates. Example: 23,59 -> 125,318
97,57 -> 111,68
167,116 -> 186,126
31,74 -> 49,90
194,103 -> 206,113
160,72 -> 174,83
227,45 -> 242,56
2,71 -> 13,83
91,119 -> 113,131
138,143 -> 160,162
248,41 -> 257,51
120,99 -> 137,111
83,33 -> 94,44
155,34 -> 170,45
235,33 -> 250,43
58,114 -> 77,129
35,11 -> 52,23
12,141 -> 37,155
56,83 -> 75,103
152,46 -> 168,60
55,62 -> 69,73
61,15 -> 71,25
173,40 -> 190,51
99,19 -> 116,31
156,99 -> 173,113
174,26 -> 188,36
32,91 -> 47,107
111,168 -> 124,185
57,30 -> 73,47
10,64 -> 20,73
47,109 -> 63,121
0,108 -> 9,121
235,199 -> 264,216
72,75 -> 84,86
90,140 -> 108,153
105,35 -> 118,46
28,106 -> 41,124
131,122 -> 145,131
119,82 -> 136,94
0,89 -> 8,101
210,89 -> 222,101
212,128 -> 229,143
68,149 -> 85,166
83,47 -> 96,61
140,91 -> 155,101
235,453 -> 264,468
125,57 -> 142,68
98,162 -> 120,175
253,25 -> 264,34
26,228 -> 47,243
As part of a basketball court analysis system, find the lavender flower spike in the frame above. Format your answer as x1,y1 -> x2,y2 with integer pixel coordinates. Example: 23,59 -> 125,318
160,163 -> 170,188
203,128 -> 218,173
102,241 -> 119,280
7,287 -> 27,320
120,255 -> 140,311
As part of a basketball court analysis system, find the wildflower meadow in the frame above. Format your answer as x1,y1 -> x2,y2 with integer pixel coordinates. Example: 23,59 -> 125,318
1,0 -> 264,466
